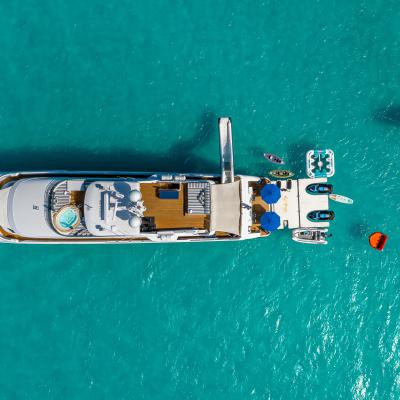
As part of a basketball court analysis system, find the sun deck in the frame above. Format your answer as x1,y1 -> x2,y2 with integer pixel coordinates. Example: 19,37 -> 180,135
140,182 -> 208,230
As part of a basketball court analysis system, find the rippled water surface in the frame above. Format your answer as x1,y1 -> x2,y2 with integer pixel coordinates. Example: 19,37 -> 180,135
1,1 -> 400,398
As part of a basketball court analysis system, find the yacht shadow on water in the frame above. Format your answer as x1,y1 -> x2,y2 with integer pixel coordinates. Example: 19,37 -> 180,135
373,105 -> 400,127
286,140 -> 314,177
348,221 -> 369,240
0,112 -> 221,174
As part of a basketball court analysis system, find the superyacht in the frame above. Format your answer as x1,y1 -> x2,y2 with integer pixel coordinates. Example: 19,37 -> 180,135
0,118 -> 332,244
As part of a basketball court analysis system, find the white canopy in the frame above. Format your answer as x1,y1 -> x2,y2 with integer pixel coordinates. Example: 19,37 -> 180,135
210,181 -> 241,235
6,178 -> 60,238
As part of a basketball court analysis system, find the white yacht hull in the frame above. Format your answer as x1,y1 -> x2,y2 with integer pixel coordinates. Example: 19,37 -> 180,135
0,170 -> 263,244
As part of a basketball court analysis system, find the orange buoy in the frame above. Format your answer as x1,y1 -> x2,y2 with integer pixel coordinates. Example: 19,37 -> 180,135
369,232 -> 388,251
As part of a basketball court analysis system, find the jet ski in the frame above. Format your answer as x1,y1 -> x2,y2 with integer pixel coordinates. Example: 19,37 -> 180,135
306,183 -> 333,194
307,210 -> 335,221
292,228 -> 330,245
263,153 -> 285,165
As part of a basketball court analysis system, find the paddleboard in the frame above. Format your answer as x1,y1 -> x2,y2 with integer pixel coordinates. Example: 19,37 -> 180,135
329,194 -> 353,204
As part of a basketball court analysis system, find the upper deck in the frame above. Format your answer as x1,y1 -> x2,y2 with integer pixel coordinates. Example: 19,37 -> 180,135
0,175 -> 239,241
141,182 -> 208,230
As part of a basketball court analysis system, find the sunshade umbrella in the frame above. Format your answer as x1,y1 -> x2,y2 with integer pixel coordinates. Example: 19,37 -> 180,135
260,211 -> 281,232
260,184 -> 281,204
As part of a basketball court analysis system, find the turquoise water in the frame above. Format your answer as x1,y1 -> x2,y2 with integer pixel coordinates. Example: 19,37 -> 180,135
1,1 -> 400,398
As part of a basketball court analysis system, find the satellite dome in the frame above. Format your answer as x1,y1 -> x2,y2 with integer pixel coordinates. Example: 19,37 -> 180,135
129,189 -> 142,203
129,215 -> 141,228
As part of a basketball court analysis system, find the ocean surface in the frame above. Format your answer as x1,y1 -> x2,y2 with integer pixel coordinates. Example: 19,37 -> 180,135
0,1 -> 400,398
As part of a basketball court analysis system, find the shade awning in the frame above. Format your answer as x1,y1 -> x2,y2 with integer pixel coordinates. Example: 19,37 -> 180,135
261,184 -> 281,204
210,181 -> 241,235
7,178 -> 61,238
260,211 -> 281,232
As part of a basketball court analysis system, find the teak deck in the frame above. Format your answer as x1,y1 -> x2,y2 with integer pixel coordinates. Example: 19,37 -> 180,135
141,183 -> 207,230
249,181 -> 271,235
